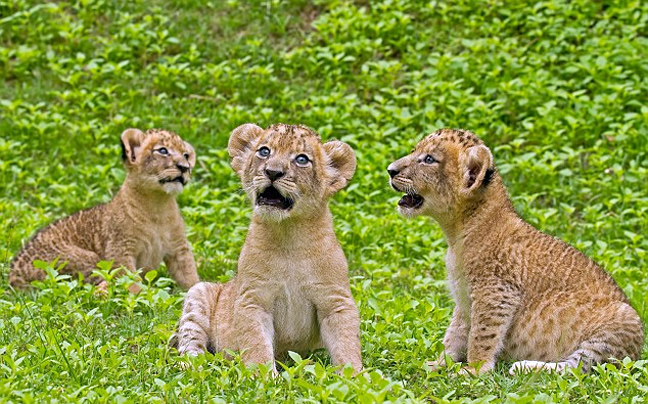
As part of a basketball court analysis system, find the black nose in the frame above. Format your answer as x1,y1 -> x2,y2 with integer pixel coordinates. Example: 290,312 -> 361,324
177,163 -> 190,173
265,169 -> 284,181
388,169 -> 400,178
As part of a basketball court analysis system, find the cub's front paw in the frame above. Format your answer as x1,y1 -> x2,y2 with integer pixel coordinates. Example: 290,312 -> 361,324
458,366 -> 478,376
94,281 -> 109,297
128,283 -> 142,294
426,358 -> 447,372
458,361 -> 494,376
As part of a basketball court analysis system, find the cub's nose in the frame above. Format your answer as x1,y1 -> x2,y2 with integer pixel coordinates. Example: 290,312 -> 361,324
177,163 -> 190,173
265,169 -> 284,182
387,163 -> 400,178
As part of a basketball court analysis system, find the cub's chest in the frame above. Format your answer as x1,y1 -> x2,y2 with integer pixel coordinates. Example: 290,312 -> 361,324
272,278 -> 316,320
261,256 -> 320,347
134,224 -> 175,270
446,248 -> 472,318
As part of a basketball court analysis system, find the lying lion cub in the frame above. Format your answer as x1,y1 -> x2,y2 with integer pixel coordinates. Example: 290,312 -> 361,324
388,128 -> 643,375
173,123 -> 362,373
10,129 -> 200,292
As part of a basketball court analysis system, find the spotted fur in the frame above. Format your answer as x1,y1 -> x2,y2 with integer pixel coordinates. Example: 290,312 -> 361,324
388,128 -> 643,375
173,123 -> 362,373
9,128 -> 200,291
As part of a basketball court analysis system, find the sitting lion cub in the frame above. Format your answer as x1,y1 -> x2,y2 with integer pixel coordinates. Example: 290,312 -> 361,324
10,128 -> 200,292
173,123 -> 362,373
388,128 -> 643,375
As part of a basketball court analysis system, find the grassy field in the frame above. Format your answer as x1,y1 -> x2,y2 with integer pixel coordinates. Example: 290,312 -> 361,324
1,0 -> 647,402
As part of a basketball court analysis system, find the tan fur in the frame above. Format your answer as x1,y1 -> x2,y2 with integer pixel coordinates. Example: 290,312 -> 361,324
9,129 -> 200,291
174,123 -> 362,373
388,129 -> 643,374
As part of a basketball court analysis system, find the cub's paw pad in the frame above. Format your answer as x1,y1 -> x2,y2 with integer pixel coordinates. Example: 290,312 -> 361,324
509,360 -> 566,375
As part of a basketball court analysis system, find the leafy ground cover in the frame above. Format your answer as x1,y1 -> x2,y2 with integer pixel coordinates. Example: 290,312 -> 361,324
1,0 -> 647,402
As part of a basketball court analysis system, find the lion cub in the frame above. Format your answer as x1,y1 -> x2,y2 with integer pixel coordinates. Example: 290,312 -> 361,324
388,129 -> 643,375
173,123 -> 362,373
10,128 -> 200,292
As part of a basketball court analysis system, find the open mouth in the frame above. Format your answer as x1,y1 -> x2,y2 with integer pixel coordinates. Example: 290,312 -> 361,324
256,186 -> 294,210
398,193 -> 424,209
160,176 -> 186,186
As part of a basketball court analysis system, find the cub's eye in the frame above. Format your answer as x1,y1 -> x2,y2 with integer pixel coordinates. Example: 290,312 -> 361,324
295,154 -> 310,166
257,147 -> 271,158
157,147 -> 169,155
183,152 -> 190,160
424,155 -> 437,164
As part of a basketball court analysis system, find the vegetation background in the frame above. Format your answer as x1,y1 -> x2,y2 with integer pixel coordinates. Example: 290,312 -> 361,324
1,0 -> 647,402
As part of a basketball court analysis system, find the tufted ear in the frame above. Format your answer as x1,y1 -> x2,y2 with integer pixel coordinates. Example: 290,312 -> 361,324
184,141 -> 196,169
461,145 -> 494,196
120,128 -> 146,165
323,140 -> 356,194
229,123 -> 264,175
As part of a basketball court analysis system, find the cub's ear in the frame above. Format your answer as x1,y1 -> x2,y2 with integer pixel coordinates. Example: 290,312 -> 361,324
228,123 -> 264,175
323,140 -> 356,194
183,141 -> 196,169
461,144 -> 494,195
120,128 -> 146,165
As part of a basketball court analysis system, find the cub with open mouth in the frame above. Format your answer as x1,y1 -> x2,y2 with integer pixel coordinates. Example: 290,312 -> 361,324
243,125 -> 337,221
387,128 -> 642,376
9,128 -> 200,292
173,123 -> 362,374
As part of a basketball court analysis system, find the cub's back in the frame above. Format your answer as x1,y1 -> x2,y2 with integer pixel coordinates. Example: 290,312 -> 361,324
469,218 -> 629,302
521,221 -> 626,301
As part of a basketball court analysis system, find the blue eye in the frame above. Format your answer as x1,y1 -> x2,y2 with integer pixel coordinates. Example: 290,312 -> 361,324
424,155 -> 437,164
295,154 -> 309,165
157,147 -> 169,155
257,147 -> 270,157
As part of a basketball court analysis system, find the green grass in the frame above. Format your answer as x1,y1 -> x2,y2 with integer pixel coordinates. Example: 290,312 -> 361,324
1,0 -> 647,402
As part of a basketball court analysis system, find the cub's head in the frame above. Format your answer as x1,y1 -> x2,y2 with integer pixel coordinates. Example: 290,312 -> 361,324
120,128 -> 196,195
388,129 -> 495,220
229,123 -> 356,221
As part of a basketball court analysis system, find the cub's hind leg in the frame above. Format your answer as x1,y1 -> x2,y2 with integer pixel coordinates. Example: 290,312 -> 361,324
57,245 -> 103,283
510,302 -> 643,375
175,282 -> 223,355
9,243 -> 100,290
